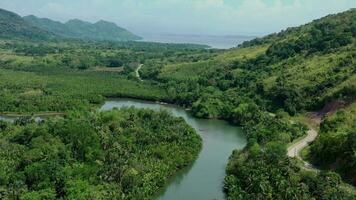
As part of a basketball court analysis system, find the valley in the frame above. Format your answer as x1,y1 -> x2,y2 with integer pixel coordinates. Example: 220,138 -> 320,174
0,6 -> 355,200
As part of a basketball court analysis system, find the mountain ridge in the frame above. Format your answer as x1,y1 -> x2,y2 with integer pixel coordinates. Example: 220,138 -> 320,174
24,15 -> 142,41
0,8 -> 53,40
0,8 -> 141,41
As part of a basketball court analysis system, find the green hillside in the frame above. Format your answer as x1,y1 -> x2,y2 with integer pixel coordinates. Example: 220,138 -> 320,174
0,6 -> 355,200
138,9 -> 356,199
93,20 -> 142,41
310,103 -> 356,185
0,8 -> 53,40
23,15 -> 73,37
24,15 -> 142,41
145,8 -> 355,116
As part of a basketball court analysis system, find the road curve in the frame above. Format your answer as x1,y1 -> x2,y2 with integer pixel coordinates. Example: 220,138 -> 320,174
287,128 -> 318,158
287,115 -> 322,171
135,64 -> 143,81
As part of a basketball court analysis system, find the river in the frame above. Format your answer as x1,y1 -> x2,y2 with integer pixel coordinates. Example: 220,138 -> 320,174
0,115 -> 43,122
0,99 -> 246,199
100,99 -> 246,200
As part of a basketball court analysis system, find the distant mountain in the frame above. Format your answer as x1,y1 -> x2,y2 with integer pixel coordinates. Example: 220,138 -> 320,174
23,15 -> 72,37
24,15 -> 142,41
0,8 -> 53,40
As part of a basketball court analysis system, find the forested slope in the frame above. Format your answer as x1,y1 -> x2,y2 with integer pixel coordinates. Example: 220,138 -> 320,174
222,9 -> 355,199
310,103 -> 356,185
138,9 -> 356,199
0,9 -> 53,40
146,9 -> 355,116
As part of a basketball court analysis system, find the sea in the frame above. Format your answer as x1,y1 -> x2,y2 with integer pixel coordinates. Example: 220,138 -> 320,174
140,34 -> 256,49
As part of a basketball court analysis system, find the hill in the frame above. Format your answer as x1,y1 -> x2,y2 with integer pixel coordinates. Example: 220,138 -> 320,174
24,15 -> 142,41
138,8 -> 356,199
0,8 -> 53,40
23,15 -> 73,37
145,8 -> 355,116
0,6 -> 354,199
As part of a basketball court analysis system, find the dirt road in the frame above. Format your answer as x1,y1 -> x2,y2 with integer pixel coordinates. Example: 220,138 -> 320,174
135,64 -> 143,81
287,128 -> 318,158
287,114 -> 322,170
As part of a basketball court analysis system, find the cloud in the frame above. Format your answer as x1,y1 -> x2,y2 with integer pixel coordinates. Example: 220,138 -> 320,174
0,0 -> 355,35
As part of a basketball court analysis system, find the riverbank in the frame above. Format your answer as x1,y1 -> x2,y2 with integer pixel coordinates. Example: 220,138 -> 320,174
0,105 -> 202,200
100,99 -> 246,200
0,112 -> 66,117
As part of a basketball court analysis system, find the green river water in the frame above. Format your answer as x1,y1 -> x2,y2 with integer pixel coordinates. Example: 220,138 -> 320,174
100,99 -> 246,200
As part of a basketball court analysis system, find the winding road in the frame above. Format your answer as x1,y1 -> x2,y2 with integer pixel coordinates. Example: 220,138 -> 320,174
287,128 -> 318,158
287,114 -> 321,170
135,64 -> 143,81
288,101 -> 352,163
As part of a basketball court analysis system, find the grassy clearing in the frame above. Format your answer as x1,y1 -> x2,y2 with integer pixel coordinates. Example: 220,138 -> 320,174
217,45 -> 268,60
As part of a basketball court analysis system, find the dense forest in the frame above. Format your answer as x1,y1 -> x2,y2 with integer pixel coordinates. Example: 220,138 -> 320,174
0,108 -> 201,199
0,7 -> 355,200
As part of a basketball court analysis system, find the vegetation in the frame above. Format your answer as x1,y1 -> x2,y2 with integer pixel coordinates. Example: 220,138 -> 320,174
0,37 -> 214,113
139,8 -> 356,199
0,68 -> 168,112
0,6 -> 355,199
225,146 -> 354,199
0,108 -> 202,199
0,11 -> 212,198
220,10 -> 356,199
223,107 -> 355,199
0,8 -> 53,40
149,9 -> 355,115
310,103 -> 356,186
220,10 -> 356,200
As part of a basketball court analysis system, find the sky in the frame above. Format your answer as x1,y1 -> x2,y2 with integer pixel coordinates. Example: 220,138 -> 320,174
0,0 -> 355,36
